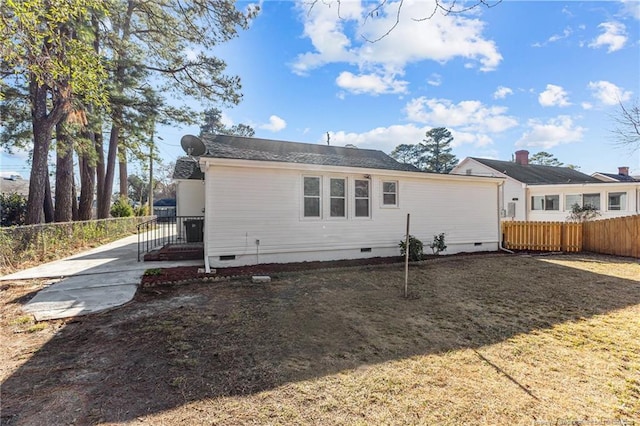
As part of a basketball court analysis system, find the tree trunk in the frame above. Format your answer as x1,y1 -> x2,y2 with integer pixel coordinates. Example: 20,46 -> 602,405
43,172 -> 54,223
26,76 -> 67,224
98,119 -> 120,218
95,130 -> 106,217
54,120 -> 74,222
119,144 -> 128,198
78,140 -> 96,220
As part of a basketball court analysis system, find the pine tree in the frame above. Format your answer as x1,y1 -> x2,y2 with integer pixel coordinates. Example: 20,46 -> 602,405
421,128 -> 458,173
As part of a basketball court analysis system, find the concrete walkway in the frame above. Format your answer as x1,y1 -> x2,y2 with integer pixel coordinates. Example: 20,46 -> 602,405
0,233 -> 203,321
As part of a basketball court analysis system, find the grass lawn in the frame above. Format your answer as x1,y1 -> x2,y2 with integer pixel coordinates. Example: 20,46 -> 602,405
1,253 -> 639,425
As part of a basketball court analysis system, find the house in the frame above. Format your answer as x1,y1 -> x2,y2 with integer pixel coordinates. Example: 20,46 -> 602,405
173,134 -> 504,270
0,175 -> 29,197
592,167 -> 640,183
452,150 -> 640,221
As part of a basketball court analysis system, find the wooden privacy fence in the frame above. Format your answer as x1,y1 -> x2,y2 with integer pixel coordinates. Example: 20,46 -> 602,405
502,216 -> 640,258
502,221 -> 582,252
583,215 -> 640,258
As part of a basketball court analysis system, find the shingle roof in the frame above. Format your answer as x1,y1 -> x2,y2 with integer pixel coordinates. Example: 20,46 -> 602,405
173,157 -> 204,180
200,134 -> 419,172
594,172 -> 639,182
471,158 -> 601,185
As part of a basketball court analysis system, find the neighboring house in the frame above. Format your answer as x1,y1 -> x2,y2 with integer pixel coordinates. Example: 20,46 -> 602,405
174,134 -> 504,270
153,198 -> 176,221
592,167 -> 640,183
452,150 -> 640,221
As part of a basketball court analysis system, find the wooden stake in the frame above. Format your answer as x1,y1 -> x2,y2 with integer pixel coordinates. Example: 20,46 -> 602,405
404,213 -> 410,298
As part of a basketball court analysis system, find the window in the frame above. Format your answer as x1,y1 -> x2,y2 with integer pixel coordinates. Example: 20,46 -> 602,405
531,195 -> 559,211
608,192 -> 626,211
382,181 -> 398,206
303,177 -> 321,217
329,178 -> 346,217
583,193 -> 601,210
354,179 -> 370,217
565,193 -> 601,211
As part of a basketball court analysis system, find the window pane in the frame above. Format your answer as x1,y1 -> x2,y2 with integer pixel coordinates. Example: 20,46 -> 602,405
545,195 -> 559,211
565,194 -> 581,210
355,199 -> 369,217
330,178 -> 345,197
583,193 -> 600,210
330,198 -> 345,217
383,194 -> 396,205
304,198 -> 320,217
304,177 -> 320,196
383,181 -> 396,193
608,192 -> 626,210
531,196 -> 544,210
355,180 -> 369,197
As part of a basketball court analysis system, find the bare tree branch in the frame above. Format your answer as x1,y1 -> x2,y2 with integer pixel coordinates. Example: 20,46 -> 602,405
611,99 -> 640,152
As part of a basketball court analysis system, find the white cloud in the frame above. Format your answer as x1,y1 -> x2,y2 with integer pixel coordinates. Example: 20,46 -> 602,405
589,22 -> 627,53
336,71 -> 408,95
260,115 -> 287,132
404,97 -> 518,133
620,0 -> 640,20
493,86 -> 513,99
427,73 -> 441,87
326,122 -> 492,154
293,0 -> 502,83
581,102 -> 593,110
588,80 -> 632,105
538,84 -> 571,107
516,116 -> 585,149
533,27 -> 572,47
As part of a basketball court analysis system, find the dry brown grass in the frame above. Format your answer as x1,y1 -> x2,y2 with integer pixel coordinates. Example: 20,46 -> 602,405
1,253 -> 639,425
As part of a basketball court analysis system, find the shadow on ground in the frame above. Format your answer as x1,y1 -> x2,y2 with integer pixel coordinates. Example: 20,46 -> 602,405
2,254 -> 639,425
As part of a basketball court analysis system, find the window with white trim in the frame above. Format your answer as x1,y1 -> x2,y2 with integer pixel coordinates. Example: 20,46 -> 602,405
329,178 -> 346,217
354,179 -> 370,217
303,176 -> 321,218
608,192 -> 627,211
531,195 -> 559,211
382,181 -> 398,207
565,193 -> 601,211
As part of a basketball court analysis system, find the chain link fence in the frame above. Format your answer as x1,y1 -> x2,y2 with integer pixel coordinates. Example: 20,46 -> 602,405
0,216 -> 153,275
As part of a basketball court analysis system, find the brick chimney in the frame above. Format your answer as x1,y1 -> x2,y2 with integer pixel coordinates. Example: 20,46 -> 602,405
515,150 -> 529,165
618,166 -> 629,176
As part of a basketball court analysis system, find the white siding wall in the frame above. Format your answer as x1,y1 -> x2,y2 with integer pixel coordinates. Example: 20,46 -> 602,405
454,160 -> 526,220
176,180 -> 205,217
205,165 -> 500,267
527,184 -> 640,221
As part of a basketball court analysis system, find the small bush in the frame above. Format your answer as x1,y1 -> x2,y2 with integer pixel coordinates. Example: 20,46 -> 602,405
110,197 -> 133,218
429,233 -> 447,255
0,192 -> 27,226
399,235 -> 424,261
567,203 -> 600,222
134,204 -> 150,217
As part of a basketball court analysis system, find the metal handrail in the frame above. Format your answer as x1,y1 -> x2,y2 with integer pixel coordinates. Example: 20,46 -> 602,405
137,215 -> 204,261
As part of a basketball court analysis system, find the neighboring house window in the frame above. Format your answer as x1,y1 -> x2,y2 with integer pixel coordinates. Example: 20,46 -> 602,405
382,181 -> 398,206
355,179 -> 370,217
531,195 -> 559,211
565,193 -> 601,211
303,177 -> 321,217
330,178 -> 346,217
608,192 -> 626,211
465,169 -> 472,175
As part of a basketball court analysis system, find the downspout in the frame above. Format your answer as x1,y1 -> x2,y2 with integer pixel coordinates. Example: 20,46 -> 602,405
498,181 -> 514,254
202,160 -> 211,273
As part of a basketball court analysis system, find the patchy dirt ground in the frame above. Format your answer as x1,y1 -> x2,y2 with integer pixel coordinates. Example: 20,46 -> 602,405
1,253 -> 639,425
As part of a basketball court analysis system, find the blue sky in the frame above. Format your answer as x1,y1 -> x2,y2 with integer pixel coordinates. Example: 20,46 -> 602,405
1,0 -> 639,179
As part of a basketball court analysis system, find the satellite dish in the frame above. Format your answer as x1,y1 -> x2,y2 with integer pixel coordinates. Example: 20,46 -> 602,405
180,135 -> 206,157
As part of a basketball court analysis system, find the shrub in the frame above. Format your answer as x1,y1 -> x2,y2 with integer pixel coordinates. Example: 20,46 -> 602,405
429,233 -> 447,255
0,192 -> 27,226
399,235 -> 424,261
567,203 -> 600,222
110,197 -> 134,217
134,204 -> 149,217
